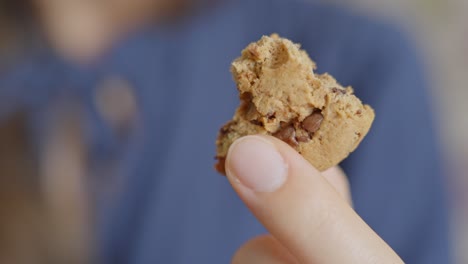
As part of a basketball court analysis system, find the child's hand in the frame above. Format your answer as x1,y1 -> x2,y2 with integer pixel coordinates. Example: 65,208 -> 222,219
225,135 -> 403,264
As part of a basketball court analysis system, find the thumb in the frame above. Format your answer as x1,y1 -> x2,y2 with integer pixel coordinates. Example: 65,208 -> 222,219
225,135 -> 402,264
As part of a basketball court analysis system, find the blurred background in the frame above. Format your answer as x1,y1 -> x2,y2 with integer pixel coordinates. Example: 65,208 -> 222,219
0,0 -> 467,263
327,0 -> 468,262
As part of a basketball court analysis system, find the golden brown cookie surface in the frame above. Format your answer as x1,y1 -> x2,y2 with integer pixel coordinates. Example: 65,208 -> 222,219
215,35 -> 374,174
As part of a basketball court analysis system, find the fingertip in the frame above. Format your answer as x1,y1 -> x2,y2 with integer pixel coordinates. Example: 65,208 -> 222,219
225,135 -> 288,193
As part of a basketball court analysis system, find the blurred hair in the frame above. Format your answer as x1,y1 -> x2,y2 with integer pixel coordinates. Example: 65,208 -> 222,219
0,0 -> 32,17
0,0 -> 38,62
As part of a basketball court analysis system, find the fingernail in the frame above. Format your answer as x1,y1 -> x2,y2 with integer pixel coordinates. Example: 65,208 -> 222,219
226,136 -> 288,192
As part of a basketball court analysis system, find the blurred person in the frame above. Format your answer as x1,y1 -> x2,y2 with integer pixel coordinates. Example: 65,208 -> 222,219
0,0 -> 452,263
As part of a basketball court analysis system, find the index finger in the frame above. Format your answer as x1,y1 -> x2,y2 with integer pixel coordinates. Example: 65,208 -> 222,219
225,135 -> 402,264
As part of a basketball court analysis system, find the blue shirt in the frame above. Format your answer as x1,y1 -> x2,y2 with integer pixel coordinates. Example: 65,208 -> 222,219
0,0 -> 452,263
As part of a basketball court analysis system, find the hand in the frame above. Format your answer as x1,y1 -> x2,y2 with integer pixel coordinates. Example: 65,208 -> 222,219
225,135 -> 403,264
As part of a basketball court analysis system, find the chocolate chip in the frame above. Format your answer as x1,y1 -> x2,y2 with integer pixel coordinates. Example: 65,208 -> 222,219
215,157 -> 226,175
273,125 -> 298,147
302,111 -> 324,134
331,87 -> 346,94
219,121 -> 235,135
267,112 -> 276,120
356,110 -> 362,115
243,101 -> 259,119
219,126 -> 230,135
240,92 -> 253,101
294,129 -> 311,142
250,120 -> 263,126
296,135 -> 311,143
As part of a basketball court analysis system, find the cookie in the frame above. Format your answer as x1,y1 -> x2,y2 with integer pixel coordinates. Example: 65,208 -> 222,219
215,35 -> 374,174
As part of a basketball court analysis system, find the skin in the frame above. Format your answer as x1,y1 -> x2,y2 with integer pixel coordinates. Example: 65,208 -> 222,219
33,0 -> 183,62
33,1 -> 404,262
225,135 -> 403,263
